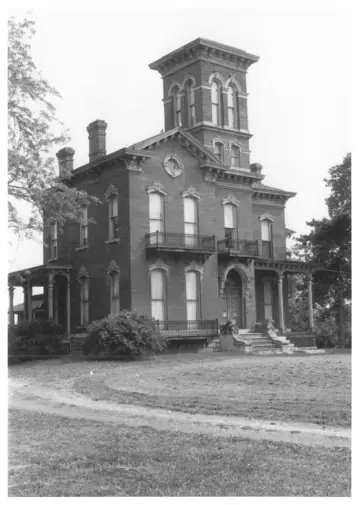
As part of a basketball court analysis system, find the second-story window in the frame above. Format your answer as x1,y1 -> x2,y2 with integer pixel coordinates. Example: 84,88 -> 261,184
173,87 -> 182,126
109,196 -> 119,240
80,207 -> 88,246
149,192 -> 164,244
211,80 -> 220,126
224,203 -> 237,242
230,145 -> 240,168
214,142 -> 224,163
261,219 -> 273,258
184,197 -> 198,247
50,222 -> 58,260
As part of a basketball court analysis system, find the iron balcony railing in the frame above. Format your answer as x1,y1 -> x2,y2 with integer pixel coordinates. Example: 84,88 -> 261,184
156,319 -> 219,334
146,232 -> 216,252
217,238 -> 259,256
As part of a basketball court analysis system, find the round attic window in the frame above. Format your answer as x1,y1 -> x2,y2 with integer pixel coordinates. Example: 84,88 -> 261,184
163,154 -> 184,178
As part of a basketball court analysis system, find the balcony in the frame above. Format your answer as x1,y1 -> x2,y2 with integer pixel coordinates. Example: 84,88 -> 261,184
217,238 -> 259,257
146,232 -> 216,255
156,320 -> 219,340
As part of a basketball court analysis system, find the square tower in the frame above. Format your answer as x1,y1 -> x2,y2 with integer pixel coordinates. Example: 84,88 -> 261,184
149,38 -> 259,170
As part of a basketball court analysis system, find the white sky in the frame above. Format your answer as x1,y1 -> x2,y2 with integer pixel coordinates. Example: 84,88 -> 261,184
6,0 -> 351,304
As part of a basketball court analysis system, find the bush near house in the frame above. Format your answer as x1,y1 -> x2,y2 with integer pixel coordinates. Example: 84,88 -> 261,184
8,320 -> 65,359
82,311 -> 167,359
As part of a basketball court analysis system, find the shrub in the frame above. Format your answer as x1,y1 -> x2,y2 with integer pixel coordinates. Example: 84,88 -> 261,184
8,319 -> 64,357
83,311 -> 167,358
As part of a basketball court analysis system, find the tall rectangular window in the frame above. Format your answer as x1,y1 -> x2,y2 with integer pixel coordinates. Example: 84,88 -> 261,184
50,222 -> 58,259
189,86 -> 195,126
224,204 -> 237,241
149,192 -> 164,244
80,207 -> 88,246
186,271 -> 200,325
184,197 -> 198,247
261,219 -> 273,258
80,278 -> 89,326
151,269 -> 166,321
211,81 -> 219,125
230,145 -> 240,167
174,90 -> 182,126
214,142 -> 224,163
228,86 -> 235,128
109,197 -> 119,240
109,273 -> 120,315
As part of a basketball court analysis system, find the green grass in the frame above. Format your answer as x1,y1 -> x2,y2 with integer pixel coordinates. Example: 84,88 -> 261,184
9,353 -> 350,427
8,409 -> 351,497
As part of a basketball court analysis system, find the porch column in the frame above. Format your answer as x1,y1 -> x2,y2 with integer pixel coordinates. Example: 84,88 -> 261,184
277,271 -> 285,333
48,274 -> 54,320
27,281 -> 32,321
9,284 -> 14,325
307,272 -> 314,332
23,285 -> 28,320
66,276 -> 71,335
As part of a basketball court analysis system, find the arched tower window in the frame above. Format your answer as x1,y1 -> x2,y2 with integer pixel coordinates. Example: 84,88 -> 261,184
230,144 -> 240,168
172,86 -> 182,126
211,80 -> 221,126
185,80 -> 196,127
227,84 -> 238,129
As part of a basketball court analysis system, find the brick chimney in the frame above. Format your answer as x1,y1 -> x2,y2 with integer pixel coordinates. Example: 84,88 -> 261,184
56,147 -> 75,177
87,120 -> 107,163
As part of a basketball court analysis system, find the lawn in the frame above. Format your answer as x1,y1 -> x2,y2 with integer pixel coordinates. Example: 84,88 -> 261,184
9,352 -> 351,427
8,409 -> 351,497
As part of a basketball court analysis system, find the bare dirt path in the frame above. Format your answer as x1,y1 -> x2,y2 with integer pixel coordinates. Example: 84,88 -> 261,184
9,378 -> 351,448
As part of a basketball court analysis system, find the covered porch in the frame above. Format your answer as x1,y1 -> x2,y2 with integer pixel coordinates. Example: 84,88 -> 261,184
8,264 -> 72,334
218,258 -> 315,334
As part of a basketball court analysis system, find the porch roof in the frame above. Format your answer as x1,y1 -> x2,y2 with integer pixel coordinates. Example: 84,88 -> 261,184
8,264 -> 72,287
254,257 -> 314,274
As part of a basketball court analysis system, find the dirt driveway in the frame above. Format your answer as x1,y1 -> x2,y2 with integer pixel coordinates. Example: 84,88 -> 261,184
9,376 -> 351,449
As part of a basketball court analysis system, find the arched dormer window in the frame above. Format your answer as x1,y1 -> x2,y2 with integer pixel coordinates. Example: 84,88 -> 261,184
227,84 -> 238,129
211,80 -> 221,126
172,86 -> 182,126
184,80 -> 195,127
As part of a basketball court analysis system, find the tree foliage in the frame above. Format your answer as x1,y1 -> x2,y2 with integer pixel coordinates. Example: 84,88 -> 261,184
8,17 -> 98,237
288,154 -> 351,341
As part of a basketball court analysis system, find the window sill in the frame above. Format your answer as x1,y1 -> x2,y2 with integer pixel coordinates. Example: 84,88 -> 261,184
105,238 -> 120,245
47,258 -> 58,263
76,245 -> 88,252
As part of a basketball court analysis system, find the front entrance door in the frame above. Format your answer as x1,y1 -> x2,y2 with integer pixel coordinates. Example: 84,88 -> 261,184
263,280 -> 274,322
224,270 -> 243,328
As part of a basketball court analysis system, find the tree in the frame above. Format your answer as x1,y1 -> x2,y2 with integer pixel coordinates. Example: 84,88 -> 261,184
292,154 -> 351,346
8,17 -> 98,238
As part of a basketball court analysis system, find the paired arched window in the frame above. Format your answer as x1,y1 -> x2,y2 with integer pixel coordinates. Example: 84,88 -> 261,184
172,86 -> 182,126
185,80 -> 195,127
50,221 -> 58,260
227,84 -> 238,129
150,269 -> 166,321
211,80 -> 221,126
